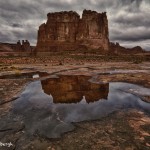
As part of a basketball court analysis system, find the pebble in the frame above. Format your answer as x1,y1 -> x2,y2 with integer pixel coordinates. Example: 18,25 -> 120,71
14,83 -> 18,86
0,88 -> 3,91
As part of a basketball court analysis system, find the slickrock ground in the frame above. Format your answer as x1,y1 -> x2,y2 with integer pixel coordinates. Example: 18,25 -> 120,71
0,56 -> 150,150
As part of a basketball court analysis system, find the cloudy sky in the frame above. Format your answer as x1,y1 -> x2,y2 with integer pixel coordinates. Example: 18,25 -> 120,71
0,0 -> 150,50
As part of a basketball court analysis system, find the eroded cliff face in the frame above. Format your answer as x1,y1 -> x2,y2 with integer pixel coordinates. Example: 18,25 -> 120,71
36,10 -> 109,53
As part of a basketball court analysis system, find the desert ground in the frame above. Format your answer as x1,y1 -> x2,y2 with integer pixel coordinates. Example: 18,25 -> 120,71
0,54 -> 150,150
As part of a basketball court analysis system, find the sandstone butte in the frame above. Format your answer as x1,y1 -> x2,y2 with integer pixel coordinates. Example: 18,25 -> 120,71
36,10 -> 109,55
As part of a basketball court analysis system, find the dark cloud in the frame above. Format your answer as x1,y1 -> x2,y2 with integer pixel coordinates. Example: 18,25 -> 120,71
110,26 -> 150,41
0,0 -> 150,50
12,24 -> 23,28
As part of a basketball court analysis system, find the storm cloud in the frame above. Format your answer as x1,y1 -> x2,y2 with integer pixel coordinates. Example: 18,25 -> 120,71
0,0 -> 150,50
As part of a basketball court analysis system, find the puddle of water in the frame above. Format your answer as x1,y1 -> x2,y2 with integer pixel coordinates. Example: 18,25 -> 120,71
0,71 -> 49,79
33,74 -> 40,79
2,75 -> 150,139
41,75 -> 109,103
93,69 -> 150,76
109,69 -> 149,74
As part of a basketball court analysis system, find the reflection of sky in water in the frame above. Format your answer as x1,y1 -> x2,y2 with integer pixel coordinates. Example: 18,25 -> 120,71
12,78 -> 150,138
109,69 -> 150,74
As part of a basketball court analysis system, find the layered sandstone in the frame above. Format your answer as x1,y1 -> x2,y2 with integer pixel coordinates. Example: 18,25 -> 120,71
36,10 -> 109,53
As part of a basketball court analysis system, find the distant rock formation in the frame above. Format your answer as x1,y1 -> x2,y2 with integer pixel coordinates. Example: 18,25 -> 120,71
109,42 -> 145,54
36,10 -> 109,54
0,40 -> 33,52
0,40 -> 35,56
16,40 -> 32,51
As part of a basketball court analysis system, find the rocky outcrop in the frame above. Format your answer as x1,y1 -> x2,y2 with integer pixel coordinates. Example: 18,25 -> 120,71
109,42 -> 145,54
0,40 -> 33,52
16,40 -> 32,51
0,40 -> 34,56
36,10 -> 109,54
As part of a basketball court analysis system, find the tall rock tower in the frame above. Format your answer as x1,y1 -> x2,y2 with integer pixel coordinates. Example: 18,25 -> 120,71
36,10 -> 109,55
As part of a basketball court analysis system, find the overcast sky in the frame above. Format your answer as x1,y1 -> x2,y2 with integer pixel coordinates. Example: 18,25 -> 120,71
0,0 -> 150,50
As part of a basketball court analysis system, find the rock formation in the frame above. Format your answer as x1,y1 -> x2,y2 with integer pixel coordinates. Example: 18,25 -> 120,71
0,40 -> 35,52
0,40 -> 34,56
0,40 -> 32,52
109,42 -> 145,54
36,10 -> 109,54
17,40 -> 32,51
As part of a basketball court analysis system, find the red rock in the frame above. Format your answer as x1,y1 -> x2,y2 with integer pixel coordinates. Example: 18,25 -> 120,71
36,10 -> 109,54
109,42 -> 145,54
0,40 -> 33,52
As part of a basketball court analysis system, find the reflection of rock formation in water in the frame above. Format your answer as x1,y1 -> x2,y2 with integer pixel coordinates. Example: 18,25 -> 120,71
41,75 -> 109,103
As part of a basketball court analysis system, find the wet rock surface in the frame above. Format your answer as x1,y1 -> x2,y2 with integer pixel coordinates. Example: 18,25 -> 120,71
9,78 -> 150,139
0,62 -> 150,149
